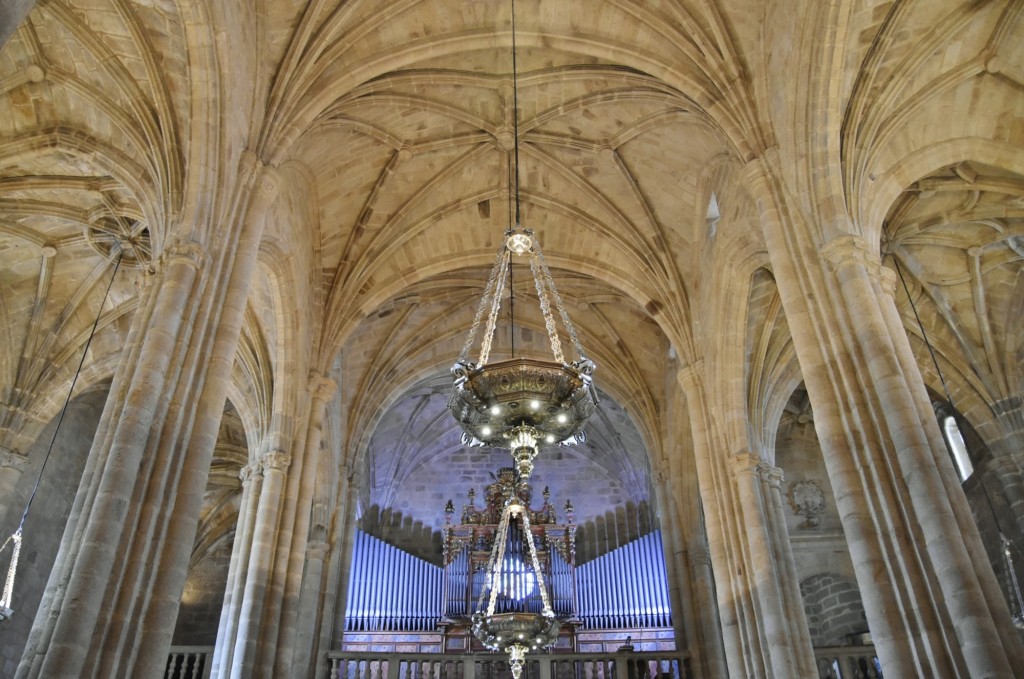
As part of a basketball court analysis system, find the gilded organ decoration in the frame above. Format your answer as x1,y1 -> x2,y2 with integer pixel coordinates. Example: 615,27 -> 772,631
440,468 -> 578,651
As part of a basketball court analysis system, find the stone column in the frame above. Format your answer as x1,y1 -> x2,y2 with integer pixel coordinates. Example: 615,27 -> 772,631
728,453 -> 816,679
0,448 -> 28,532
315,468 -> 355,676
651,472 -> 697,665
877,266 -> 1024,664
17,241 -> 206,678
231,449 -> 291,679
685,542 -> 724,676
988,397 -> 1024,537
211,458 -> 264,677
746,151 -> 1024,676
677,364 -> 757,678
656,470 -> 727,679
14,155 -> 276,679
270,374 -> 337,676
757,462 -> 815,673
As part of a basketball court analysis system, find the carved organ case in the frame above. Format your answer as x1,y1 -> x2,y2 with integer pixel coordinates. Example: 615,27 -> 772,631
441,468 -> 578,651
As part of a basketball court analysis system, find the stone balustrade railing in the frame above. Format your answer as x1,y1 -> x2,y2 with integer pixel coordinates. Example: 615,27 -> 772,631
813,645 -> 882,678
166,645 -> 214,679
326,650 -> 692,679
164,644 -> 876,678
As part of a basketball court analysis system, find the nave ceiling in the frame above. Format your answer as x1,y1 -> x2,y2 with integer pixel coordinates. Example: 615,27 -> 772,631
1,0 -> 1022,548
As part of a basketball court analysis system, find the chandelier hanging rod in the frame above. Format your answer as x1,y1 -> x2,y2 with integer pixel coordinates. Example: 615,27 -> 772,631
511,0 -> 522,230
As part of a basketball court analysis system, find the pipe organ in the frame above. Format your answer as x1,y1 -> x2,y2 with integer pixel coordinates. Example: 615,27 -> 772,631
343,530 -> 443,632
575,530 -> 671,630
441,468 -> 578,650
341,473 -> 673,651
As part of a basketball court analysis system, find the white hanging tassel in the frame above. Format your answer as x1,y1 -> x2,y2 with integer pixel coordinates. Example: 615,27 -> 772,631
0,528 -> 22,621
1001,533 -> 1024,629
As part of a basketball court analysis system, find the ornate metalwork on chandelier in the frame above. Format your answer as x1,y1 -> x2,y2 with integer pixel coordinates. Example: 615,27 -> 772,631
470,494 -> 560,678
447,0 -> 597,670
448,229 -> 597,480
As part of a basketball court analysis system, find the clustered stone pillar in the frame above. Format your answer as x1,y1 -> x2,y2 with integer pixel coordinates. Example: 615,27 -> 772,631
677,365 -> 815,678
13,155 -> 275,679
652,469 -> 725,679
231,449 -> 292,678
211,458 -> 264,677
746,150 -> 1024,677
211,374 -> 337,679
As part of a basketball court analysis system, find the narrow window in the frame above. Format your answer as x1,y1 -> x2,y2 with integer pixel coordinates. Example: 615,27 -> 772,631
943,416 -> 974,481
705,193 -> 720,239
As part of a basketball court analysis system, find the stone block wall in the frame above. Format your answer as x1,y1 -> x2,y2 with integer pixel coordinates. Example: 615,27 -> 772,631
799,573 -> 868,647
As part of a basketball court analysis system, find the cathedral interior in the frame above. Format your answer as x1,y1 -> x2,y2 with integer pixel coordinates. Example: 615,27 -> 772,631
0,0 -> 1022,677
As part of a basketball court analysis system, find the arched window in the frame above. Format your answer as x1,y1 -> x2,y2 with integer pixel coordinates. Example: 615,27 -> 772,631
943,416 -> 974,481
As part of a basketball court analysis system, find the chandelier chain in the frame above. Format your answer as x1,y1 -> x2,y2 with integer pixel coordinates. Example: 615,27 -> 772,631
479,251 -> 510,365
460,244 -> 508,363
529,253 -> 565,363
535,248 -> 587,361
0,530 -> 21,610
520,507 -> 553,614
483,502 -> 514,616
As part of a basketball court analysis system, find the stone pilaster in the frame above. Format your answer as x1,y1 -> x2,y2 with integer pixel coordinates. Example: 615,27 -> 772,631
727,453 -> 815,679
652,397 -> 727,679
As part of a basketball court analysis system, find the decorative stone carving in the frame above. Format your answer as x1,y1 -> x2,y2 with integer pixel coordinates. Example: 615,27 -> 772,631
0,447 -> 28,471
261,450 -> 292,473
790,480 -> 826,528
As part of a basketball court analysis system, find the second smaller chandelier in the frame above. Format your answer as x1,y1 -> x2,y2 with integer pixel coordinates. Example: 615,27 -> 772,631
448,227 -> 597,480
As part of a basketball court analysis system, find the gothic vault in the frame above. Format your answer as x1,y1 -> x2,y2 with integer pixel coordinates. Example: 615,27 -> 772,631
0,0 -> 1022,677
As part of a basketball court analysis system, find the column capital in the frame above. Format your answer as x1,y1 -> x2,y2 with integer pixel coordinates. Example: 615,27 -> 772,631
676,360 -> 704,391
0,446 -> 28,471
309,372 -> 338,405
726,450 -> 763,477
878,265 -> 898,300
162,238 -> 208,271
307,540 -> 330,561
687,543 -> 712,568
821,235 -> 880,275
756,461 -> 785,487
239,459 -> 263,484
261,449 -> 292,472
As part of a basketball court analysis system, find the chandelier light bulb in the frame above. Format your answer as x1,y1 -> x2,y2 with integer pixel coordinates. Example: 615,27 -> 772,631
530,400 -> 540,410
482,426 -> 492,437
556,413 -> 568,424
491,405 -> 502,415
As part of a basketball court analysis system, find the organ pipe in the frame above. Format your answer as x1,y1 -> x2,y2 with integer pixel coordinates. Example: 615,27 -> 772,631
343,530 -> 443,632
575,530 -> 672,630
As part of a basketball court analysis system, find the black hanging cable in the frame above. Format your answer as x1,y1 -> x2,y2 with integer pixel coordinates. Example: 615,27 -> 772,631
16,250 -> 123,531
511,0 -> 522,230
508,0 -> 521,358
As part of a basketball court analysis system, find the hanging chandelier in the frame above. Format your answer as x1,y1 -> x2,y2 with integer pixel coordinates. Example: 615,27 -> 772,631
470,494 -> 560,679
447,0 -> 596,673
447,0 -> 597,483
